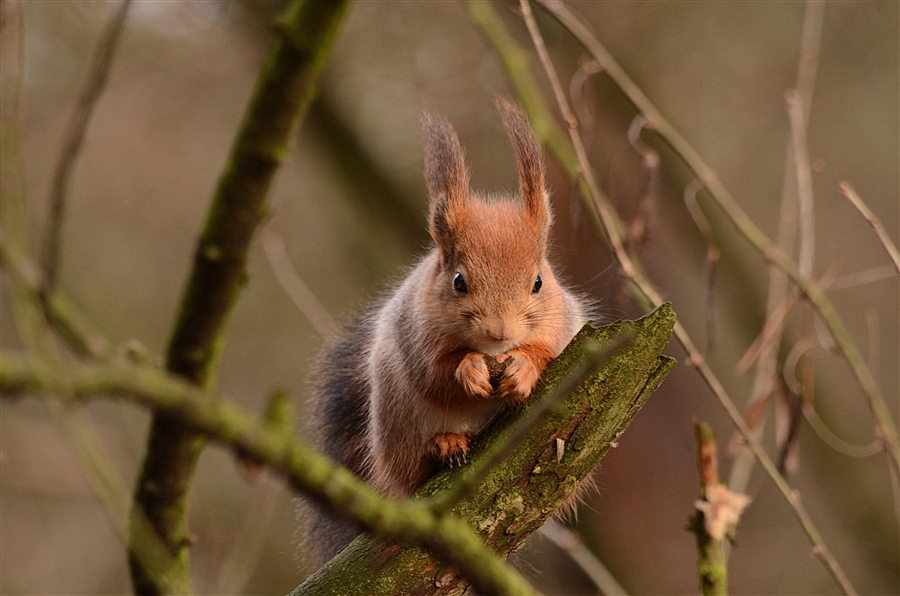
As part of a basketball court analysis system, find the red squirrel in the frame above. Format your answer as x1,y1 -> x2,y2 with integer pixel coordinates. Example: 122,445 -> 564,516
309,99 -> 590,562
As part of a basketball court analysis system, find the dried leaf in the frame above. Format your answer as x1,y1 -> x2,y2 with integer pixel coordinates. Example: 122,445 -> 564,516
695,484 -> 751,541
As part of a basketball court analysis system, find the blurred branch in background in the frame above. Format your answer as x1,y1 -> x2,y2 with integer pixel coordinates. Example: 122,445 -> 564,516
839,182 -> 900,274
305,91 -> 428,251
540,519 -> 629,596
729,0 -> 825,518
514,2 -> 853,591
41,0 -> 133,293
534,0 -> 897,478
261,229 -> 336,340
0,1 -> 173,585
128,1 -> 353,593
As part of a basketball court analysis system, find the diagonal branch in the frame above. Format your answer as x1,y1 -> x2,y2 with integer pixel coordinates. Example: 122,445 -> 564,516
839,182 -> 900,274
293,305 -> 676,596
429,334 -> 632,514
128,1 -> 354,594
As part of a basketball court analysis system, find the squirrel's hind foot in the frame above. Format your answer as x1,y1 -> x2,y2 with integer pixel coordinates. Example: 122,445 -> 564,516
425,432 -> 471,468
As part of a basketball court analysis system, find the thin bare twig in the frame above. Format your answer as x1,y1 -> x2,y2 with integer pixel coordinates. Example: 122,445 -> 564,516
736,286 -> 802,375
518,1 -> 635,284
261,228 -> 336,340
42,0 -> 133,291
730,0 -> 825,500
49,403 -> 176,584
541,519 -> 629,596
786,90 -> 815,279
737,264 -> 839,375
771,0 -> 824,358
785,87 -> 817,478
829,265 -> 897,291
519,2 -> 857,592
838,182 -> 900,274
1,237 -> 109,357
569,59 -> 604,154
683,178 -> 720,354
214,472 -> 283,595
626,116 -> 660,252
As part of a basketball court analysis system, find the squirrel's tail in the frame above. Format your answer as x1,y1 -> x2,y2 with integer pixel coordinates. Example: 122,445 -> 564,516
301,314 -> 374,567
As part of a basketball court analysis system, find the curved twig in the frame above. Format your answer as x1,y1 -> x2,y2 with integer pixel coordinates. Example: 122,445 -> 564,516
261,228 -> 336,340
541,520 -> 629,596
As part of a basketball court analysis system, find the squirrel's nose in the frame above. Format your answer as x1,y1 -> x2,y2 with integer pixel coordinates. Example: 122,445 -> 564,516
484,321 -> 511,342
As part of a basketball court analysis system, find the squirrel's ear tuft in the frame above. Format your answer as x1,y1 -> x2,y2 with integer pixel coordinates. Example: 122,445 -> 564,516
422,113 -> 470,255
496,98 -> 550,243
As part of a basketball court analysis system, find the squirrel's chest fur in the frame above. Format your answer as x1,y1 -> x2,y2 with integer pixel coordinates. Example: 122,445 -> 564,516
363,252 -> 507,496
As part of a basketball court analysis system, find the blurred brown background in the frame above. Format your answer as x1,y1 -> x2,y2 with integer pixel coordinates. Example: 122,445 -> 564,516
1,1 -> 897,594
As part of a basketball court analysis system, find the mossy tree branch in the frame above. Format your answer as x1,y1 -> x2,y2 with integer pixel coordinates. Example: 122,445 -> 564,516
128,1 -> 353,593
293,304 -> 676,596
0,305 -> 675,596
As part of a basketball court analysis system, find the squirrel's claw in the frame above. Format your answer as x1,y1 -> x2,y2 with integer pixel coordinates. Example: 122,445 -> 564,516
426,432 -> 471,468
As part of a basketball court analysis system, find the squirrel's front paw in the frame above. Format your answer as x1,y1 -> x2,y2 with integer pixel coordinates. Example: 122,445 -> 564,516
455,352 -> 492,398
425,432 -> 471,467
499,352 -> 541,403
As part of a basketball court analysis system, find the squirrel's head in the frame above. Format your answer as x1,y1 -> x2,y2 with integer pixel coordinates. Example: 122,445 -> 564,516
421,99 -> 561,355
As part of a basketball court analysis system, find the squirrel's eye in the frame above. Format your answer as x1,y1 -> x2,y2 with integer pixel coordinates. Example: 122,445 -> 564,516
453,272 -> 468,294
532,274 -> 542,294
